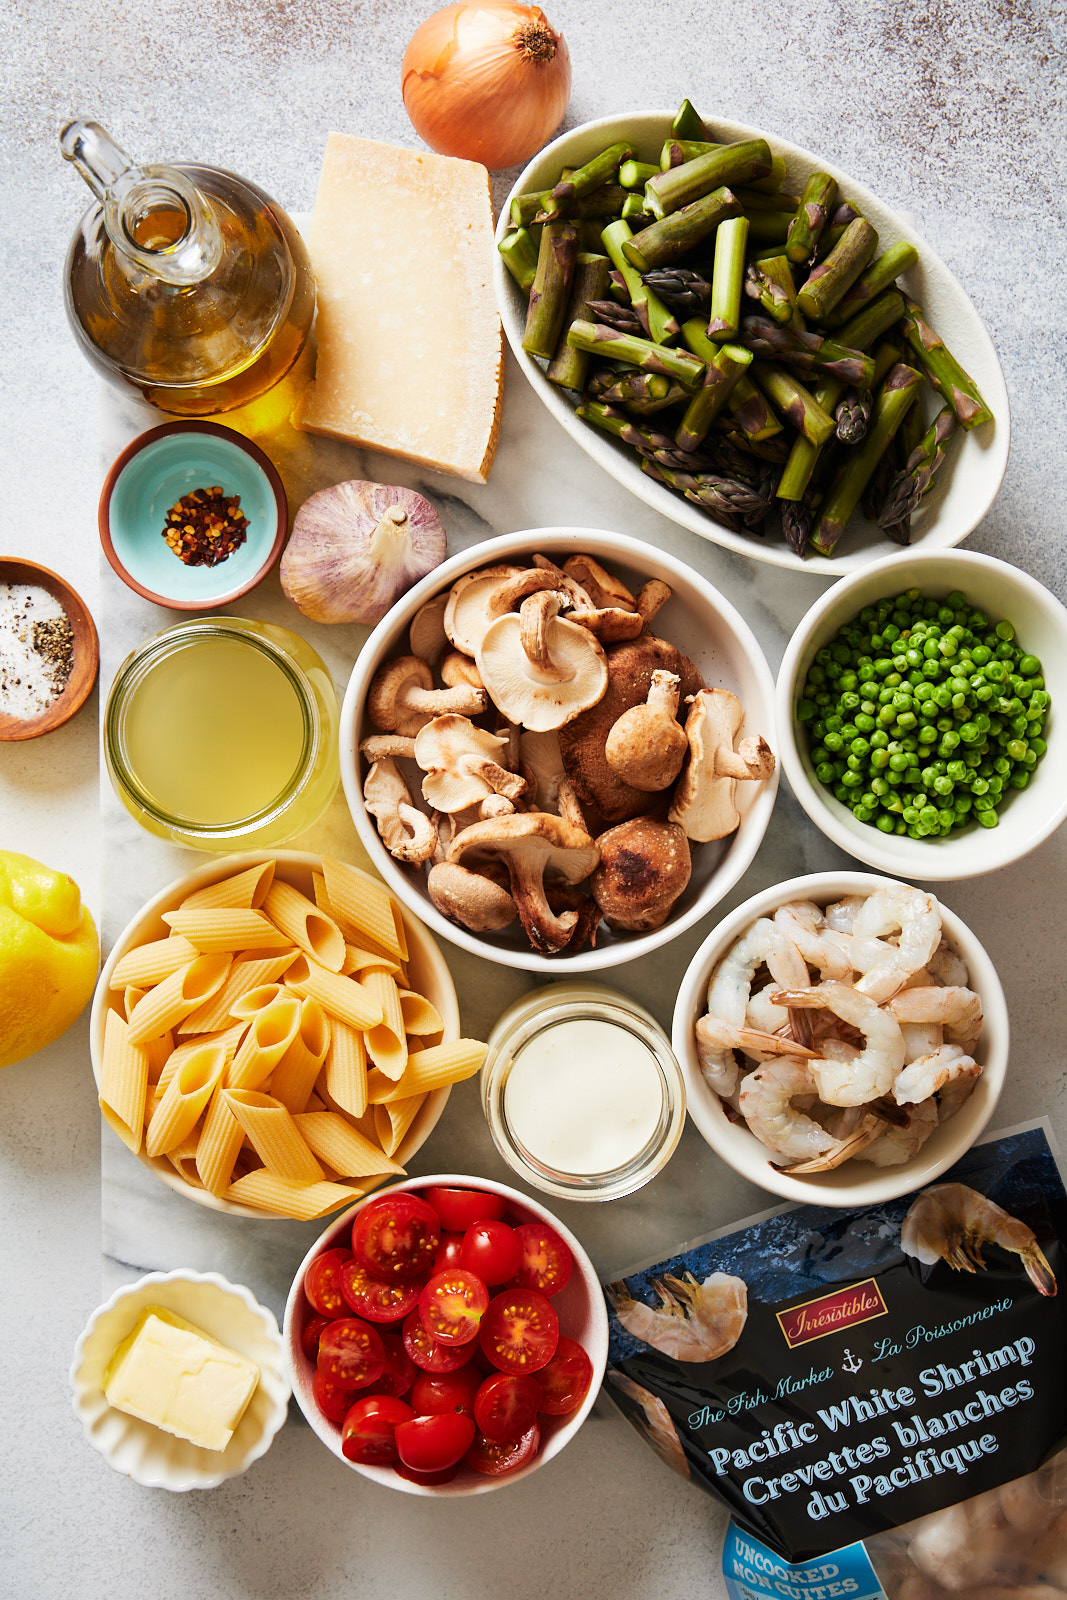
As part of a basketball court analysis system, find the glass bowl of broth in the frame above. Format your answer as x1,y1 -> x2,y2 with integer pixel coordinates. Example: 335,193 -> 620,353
104,617 -> 338,849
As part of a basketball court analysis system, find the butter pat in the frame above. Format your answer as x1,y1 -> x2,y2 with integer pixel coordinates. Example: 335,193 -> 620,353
294,132 -> 503,483
103,1306 -> 260,1452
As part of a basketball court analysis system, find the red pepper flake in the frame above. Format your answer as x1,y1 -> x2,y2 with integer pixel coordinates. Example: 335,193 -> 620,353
161,485 -> 249,567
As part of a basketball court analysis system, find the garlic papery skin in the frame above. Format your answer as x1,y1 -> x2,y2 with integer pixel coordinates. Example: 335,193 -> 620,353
281,479 -> 447,625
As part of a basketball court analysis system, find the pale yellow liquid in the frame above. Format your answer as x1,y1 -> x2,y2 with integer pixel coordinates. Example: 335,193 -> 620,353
122,635 -> 307,824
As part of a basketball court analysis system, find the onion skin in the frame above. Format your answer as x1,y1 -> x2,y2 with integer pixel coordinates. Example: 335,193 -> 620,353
280,480 -> 447,626
402,2 -> 571,171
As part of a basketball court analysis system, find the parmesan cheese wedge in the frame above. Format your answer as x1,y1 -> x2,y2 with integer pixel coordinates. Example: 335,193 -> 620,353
294,132 -> 504,484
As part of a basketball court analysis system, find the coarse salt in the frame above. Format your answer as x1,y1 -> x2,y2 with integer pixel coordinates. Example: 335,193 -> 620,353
0,584 -> 74,720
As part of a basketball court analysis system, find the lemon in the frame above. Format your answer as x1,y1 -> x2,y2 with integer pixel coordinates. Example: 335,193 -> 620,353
0,849 -> 99,1069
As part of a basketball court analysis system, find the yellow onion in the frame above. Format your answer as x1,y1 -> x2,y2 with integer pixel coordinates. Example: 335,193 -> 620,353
401,1 -> 571,171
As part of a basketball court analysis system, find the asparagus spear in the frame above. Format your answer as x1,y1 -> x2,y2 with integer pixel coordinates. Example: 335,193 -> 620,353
835,388 -> 872,443
621,186 -> 741,272
708,216 -> 750,340
822,240 -> 919,328
522,223 -> 579,360
880,405 -> 961,528
899,297 -> 994,429
641,460 -> 774,531
510,191 -> 543,228
810,363 -> 925,554
600,218 -> 678,344
641,267 -> 711,317
546,253 -> 613,390
498,229 -> 539,293
752,362 -> 837,447
671,98 -> 710,140
538,142 -> 633,220
619,159 -> 659,190
776,376 -> 845,500
675,343 -> 753,452
743,255 -> 797,325
796,218 -> 878,320
644,140 -> 773,219
565,319 -> 706,389
835,289 -> 906,353
739,316 -> 875,385
586,299 -> 644,336
786,172 -> 838,263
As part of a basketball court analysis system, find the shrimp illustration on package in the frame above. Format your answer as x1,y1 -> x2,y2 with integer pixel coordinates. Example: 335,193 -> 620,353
603,1125 -> 1067,1599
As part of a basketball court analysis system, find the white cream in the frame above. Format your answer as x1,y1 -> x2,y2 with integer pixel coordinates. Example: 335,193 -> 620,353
503,1017 -> 664,1176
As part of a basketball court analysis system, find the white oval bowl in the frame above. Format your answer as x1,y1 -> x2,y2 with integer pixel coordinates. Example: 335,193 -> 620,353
776,549 -> 1067,878
284,1173 -> 609,1495
89,850 -> 459,1217
71,1269 -> 290,1490
672,870 -> 1009,1206
495,110 -> 1010,575
340,527 -> 779,973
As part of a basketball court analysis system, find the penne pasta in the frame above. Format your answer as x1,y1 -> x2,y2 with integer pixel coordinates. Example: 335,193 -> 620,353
363,971 -> 408,1080
178,950 -> 297,1033
222,1170 -> 371,1220
284,955 -> 383,1031
368,1038 -> 488,1102
269,997 -> 330,1114
97,1010 -> 150,1154
223,1088 -> 325,1183
195,1087 -> 247,1196
262,880 -> 346,972
178,858 -> 275,912
161,908 -> 288,953
320,1019 -> 368,1118
226,994 -> 303,1091
110,935 -> 199,990
292,1111 -> 404,1178
126,953 -> 231,1045
322,855 -> 405,962
374,1094 -> 424,1158
144,1029 -> 174,1085
229,983 -> 288,1021
144,1041 -> 226,1158
342,944 -> 401,978
398,989 -> 444,1036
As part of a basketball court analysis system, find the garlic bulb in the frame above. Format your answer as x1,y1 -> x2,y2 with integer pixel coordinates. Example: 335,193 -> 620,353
281,480 -> 447,625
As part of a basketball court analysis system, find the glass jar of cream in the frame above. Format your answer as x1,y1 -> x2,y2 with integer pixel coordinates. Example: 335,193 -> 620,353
481,982 -> 686,1202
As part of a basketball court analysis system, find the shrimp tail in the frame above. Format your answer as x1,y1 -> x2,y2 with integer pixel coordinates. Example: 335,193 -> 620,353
1023,1244 -> 1058,1298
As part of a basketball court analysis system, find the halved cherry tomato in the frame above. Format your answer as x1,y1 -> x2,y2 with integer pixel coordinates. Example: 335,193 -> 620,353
395,1412 -> 476,1472
312,1367 -> 357,1425
459,1220 -> 521,1286
479,1288 -> 559,1374
303,1247 -> 352,1316
431,1232 -> 465,1274
339,1258 -> 424,1323
373,1331 -> 417,1399
419,1269 -> 489,1345
473,1372 -> 542,1442
393,1458 -> 460,1486
352,1193 -> 440,1282
401,1307 -> 479,1373
535,1336 -> 594,1415
317,1317 -> 386,1388
422,1185 -> 506,1232
511,1222 -> 573,1297
465,1421 -> 541,1476
341,1395 -> 414,1465
409,1366 -> 481,1420
300,1313 -> 331,1364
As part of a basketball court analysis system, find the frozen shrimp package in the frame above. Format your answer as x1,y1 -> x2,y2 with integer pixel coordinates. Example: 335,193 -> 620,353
603,1125 -> 1066,1590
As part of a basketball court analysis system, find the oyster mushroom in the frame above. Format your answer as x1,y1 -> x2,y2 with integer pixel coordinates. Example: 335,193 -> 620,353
562,553 -> 637,612
559,635 -> 705,823
443,564 -> 524,656
669,688 -> 776,842
427,862 -> 517,932
635,579 -> 672,629
440,650 -> 485,690
408,592 -> 450,664
363,757 -> 438,864
413,715 -> 528,813
446,812 -> 600,953
591,817 -> 692,932
477,591 -> 609,733
605,670 -> 687,792
367,654 -> 488,736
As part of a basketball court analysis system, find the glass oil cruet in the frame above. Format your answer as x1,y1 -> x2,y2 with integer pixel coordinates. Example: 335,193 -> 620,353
61,119 -> 316,416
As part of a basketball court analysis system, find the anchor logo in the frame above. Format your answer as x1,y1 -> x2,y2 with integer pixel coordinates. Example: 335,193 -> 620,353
841,1348 -> 863,1374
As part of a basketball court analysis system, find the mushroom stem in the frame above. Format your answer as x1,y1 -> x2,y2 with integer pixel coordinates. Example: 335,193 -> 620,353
519,590 -> 565,673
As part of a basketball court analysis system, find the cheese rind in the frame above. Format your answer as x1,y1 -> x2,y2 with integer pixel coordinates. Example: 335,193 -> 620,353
103,1306 -> 260,1453
294,132 -> 504,484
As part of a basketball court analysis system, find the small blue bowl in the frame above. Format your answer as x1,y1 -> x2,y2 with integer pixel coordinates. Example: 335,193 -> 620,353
100,422 -> 287,609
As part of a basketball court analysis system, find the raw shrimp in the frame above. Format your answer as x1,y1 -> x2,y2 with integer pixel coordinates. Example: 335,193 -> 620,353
856,1098 -> 939,1166
773,901 -> 853,980
907,1495 -> 1043,1591
773,981 -> 906,1105
894,1044 -> 981,1106
888,985 -> 984,1052
696,1012 -> 816,1069
852,883 -> 942,1003
738,1056 -> 872,1165
699,918 -> 810,1095
606,1370 -> 690,1478
605,1270 -> 748,1362
901,1183 -> 1058,1296
927,936 -> 970,989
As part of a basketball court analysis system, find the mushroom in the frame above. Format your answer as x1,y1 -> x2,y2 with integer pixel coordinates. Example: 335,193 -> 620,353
562,554 -> 637,612
558,635 -> 706,823
408,592 -> 450,664
446,812 -> 600,953
368,654 -> 488,736
440,650 -> 485,690
635,579 -> 672,629
669,688 -> 776,842
413,715 -> 528,813
566,605 -> 644,644
363,758 -> 438,864
427,862 -> 518,932
477,591 -> 609,733
604,670 -> 687,791
443,565 -> 524,656
359,733 -> 418,762
591,817 -> 692,931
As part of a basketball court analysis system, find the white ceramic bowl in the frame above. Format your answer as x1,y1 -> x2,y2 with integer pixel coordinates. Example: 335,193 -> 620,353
495,110 -> 1010,575
340,528 -> 778,973
672,870 -> 1009,1206
71,1269 -> 290,1490
776,549 -> 1067,878
89,850 -> 460,1217
284,1174 -> 609,1495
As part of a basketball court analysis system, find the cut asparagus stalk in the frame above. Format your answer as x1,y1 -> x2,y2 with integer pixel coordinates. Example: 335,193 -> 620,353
835,289 -> 906,353
776,377 -> 845,500
752,362 -> 837,447
619,158 -> 659,190
522,223 -> 579,360
810,363 -> 925,554
822,240 -> 920,327
538,142 -> 633,220
566,319 -> 706,389
498,228 -> 539,293
880,404 -> 961,528
546,253 -> 613,390
600,218 -> 678,344
671,98 -> 710,140
708,215 -> 750,340
739,316 -> 875,386
797,218 -> 879,320
675,342 -> 753,451
621,186 -> 741,272
899,297 -> 994,429
786,171 -> 838,263
644,139 -> 773,219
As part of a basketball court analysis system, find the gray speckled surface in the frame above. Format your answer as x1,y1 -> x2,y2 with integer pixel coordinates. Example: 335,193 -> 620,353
2,1 -> 1066,1595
